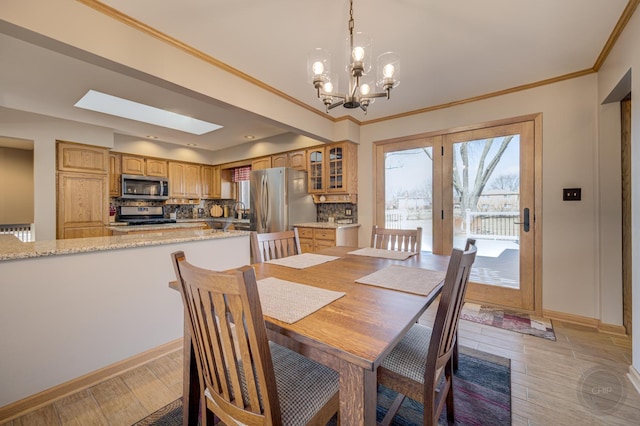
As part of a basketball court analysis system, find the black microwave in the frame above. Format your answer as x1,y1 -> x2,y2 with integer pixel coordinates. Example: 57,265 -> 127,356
121,174 -> 170,200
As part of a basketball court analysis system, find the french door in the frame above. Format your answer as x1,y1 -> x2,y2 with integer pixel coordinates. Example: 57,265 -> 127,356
375,115 -> 540,312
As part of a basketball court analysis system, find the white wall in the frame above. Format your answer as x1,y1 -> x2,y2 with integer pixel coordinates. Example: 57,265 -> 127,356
597,7 -> 640,376
0,234 -> 250,406
0,107 -> 114,240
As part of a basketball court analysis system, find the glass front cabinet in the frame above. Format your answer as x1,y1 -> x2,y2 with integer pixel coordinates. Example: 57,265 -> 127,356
306,141 -> 357,202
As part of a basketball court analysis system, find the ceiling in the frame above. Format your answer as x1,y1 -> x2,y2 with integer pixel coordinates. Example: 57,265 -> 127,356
0,0 -> 632,152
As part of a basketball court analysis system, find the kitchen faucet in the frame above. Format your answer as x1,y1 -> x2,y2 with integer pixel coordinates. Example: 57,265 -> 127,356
233,201 -> 246,220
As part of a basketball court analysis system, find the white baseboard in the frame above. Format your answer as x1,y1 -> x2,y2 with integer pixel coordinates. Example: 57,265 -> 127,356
628,365 -> 640,396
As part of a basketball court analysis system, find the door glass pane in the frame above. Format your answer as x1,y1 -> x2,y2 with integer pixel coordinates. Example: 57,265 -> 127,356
384,147 -> 433,252
452,135 -> 520,288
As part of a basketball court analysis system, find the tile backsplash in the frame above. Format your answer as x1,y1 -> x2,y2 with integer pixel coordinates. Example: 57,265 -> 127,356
317,203 -> 357,223
110,198 -> 358,223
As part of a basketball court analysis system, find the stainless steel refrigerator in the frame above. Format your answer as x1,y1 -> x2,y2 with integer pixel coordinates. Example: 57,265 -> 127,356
250,167 -> 316,233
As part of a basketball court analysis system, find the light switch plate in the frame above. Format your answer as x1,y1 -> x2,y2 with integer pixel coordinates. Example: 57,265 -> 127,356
563,188 -> 581,201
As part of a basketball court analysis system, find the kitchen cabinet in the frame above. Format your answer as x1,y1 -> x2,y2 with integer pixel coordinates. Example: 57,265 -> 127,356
168,161 -> 201,198
296,225 -> 359,253
56,142 -> 109,239
289,150 -> 307,170
201,165 -> 221,199
122,155 -> 168,177
307,141 -> 357,202
57,141 -> 109,174
121,155 -> 145,175
146,158 -> 168,177
271,153 -> 288,168
57,172 -> 108,239
272,150 -> 307,171
251,157 -> 272,171
109,153 -> 122,197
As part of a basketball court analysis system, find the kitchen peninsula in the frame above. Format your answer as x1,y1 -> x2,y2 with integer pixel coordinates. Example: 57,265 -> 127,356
0,229 -> 250,409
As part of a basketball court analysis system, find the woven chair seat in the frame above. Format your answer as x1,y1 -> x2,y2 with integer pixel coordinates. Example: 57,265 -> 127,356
380,323 -> 432,384
206,341 -> 339,425
270,342 -> 339,425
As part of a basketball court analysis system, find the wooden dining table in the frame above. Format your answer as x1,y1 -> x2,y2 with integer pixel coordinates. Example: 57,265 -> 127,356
171,245 -> 450,426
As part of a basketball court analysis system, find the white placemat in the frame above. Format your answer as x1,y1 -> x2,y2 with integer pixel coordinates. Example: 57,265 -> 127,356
348,247 -> 417,260
266,253 -> 340,269
257,277 -> 345,324
355,265 -> 445,296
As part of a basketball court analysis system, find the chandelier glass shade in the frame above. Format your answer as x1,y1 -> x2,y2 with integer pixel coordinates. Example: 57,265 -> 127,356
307,0 -> 400,114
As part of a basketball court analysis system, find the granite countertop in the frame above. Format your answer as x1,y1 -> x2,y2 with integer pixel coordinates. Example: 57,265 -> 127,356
207,217 -> 250,224
0,229 -> 248,261
294,222 -> 361,229
108,221 -> 209,233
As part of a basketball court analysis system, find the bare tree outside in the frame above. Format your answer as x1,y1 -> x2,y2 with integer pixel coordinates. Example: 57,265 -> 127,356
491,173 -> 520,192
453,136 -> 515,213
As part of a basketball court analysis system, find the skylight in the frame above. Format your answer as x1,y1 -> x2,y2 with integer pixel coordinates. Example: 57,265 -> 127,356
74,90 -> 222,135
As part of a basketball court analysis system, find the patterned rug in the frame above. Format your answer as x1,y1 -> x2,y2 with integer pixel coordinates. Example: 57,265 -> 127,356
461,302 -> 556,341
132,346 -> 511,425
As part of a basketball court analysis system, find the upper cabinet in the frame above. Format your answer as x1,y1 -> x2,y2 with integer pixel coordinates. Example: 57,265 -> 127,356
121,155 -> 167,177
106,141 -> 354,203
168,162 -> 201,198
289,150 -> 307,171
57,141 -> 109,174
109,153 -> 121,197
272,150 -> 307,171
201,165 -> 221,199
251,157 -> 272,171
307,142 -> 357,202
146,158 -> 168,177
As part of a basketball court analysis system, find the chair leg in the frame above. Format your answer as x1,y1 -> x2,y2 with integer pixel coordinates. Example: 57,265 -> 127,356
380,392 -> 406,426
445,363 -> 455,425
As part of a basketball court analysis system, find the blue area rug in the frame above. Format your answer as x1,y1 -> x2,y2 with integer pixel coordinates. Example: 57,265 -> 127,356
133,346 -> 510,425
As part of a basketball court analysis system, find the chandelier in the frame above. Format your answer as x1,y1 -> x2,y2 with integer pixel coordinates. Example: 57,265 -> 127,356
307,0 -> 400,114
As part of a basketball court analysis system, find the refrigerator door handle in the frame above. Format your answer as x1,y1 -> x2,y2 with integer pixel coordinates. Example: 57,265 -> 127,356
260,174 -> 270,231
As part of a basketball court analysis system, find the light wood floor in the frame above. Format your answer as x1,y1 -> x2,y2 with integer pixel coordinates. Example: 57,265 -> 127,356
2,302 -> 639,425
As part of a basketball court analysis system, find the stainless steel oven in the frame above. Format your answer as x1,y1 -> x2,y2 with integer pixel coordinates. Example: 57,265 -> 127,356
121,174 -> 169,200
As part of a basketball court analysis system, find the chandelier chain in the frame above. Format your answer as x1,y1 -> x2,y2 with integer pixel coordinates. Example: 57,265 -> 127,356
348,0 -> 355,37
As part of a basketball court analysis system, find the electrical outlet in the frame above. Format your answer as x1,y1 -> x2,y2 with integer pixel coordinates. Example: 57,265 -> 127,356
345,208 -> 352,216
563,188 -> 581,201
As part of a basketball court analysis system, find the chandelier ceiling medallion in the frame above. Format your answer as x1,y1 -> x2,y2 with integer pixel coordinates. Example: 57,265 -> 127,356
307,0 -> 400,114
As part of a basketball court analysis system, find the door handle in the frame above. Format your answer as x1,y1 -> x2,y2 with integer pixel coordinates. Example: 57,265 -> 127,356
514,208 -> 530,232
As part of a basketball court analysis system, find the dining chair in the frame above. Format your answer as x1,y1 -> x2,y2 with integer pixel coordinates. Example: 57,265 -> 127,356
370,225 -> 423,252
251,229 -> 302,263
171,251 -> 339,426
453,237 -> 476,371
376,241 -> 477,426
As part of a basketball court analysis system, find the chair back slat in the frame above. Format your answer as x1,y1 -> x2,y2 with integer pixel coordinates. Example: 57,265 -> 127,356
370,225 -> 422,252
251,229 -> 302,262
171,252 -> 283,425
427,242 -> 477,372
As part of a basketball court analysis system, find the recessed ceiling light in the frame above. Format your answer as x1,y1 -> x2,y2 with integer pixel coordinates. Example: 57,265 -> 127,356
74,90 -> 223,135
245,135 -> 255,140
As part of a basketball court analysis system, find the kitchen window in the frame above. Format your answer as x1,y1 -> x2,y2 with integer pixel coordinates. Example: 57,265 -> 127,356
233,166 -> 251,211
